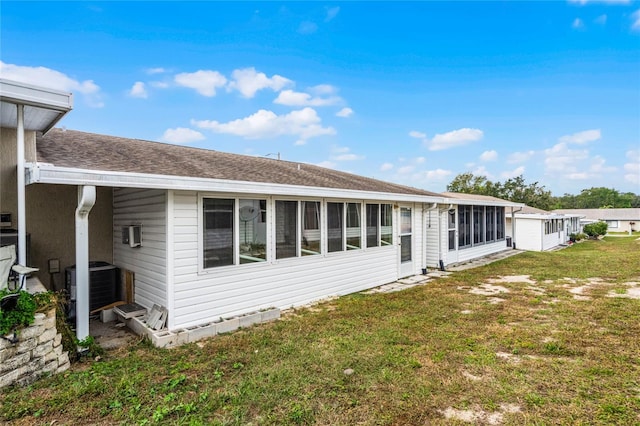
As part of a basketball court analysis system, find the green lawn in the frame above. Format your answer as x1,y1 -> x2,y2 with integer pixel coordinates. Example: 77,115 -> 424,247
2,237 -> 640,425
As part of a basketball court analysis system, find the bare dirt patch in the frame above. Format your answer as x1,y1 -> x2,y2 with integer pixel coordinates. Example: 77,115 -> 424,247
469,283 -> 510,296
441,403 -> 521,425
487,275 -> 536,284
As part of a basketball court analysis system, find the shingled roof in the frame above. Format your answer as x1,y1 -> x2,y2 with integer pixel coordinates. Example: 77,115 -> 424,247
37,128 -> 439,197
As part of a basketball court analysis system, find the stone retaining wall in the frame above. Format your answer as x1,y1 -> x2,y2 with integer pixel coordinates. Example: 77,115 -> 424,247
0,308 -> 70,388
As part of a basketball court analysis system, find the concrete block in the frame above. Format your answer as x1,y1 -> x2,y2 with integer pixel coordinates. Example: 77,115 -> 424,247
42,360 -> 59,375
187,323 -> 217,343
151,331 -> 179,348
261,308 -> 281,322
58,351 -> 69,367
100,309 -> 116,323
54,333 -> 62,347
0,366 -> 26,389
239,312 -> 261,328
57,361 -> 70,374
0,346 -> 17,363
172,329 -> 190,346
45,344 -> 62,363
216,318 -> 239,334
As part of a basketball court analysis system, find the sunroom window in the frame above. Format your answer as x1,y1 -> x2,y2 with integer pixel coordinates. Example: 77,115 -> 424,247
203,198 -> 234,268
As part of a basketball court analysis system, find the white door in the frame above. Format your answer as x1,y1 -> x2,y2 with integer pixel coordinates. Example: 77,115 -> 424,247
399,206 -> 414,277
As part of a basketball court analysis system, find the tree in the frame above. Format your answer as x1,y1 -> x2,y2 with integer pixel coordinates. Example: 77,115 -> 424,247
446,173 -> 552,210
553,187 -> 639,209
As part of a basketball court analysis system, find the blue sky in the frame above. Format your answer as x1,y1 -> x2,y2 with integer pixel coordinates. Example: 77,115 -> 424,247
2,1 -> 639,195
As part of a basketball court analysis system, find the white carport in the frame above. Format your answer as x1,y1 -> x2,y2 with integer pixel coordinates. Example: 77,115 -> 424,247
0,80 -> 94,340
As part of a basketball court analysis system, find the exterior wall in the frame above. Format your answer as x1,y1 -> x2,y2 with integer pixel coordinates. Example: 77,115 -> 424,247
512,218 -> 543,251
455,240 -> 509,263
170,190 -> 401,329
542,224 -> 565,251
113,188 -> 167,310
1,128 -> 113,289
607,220 -> 637,233
424,208 -> 441,268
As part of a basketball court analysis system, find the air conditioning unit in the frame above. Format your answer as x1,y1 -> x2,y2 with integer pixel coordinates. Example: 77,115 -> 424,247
65,261 -> 121,315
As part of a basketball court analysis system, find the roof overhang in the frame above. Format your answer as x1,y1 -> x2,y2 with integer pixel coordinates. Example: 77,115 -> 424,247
27,163 -> 448,203
0,79 -> 73,133
442,198 -> 524,208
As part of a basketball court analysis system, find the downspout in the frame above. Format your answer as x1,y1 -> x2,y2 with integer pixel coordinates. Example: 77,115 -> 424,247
16,104 -> 26,266
75,185 -> 96,341
511,206 -> 522,249
423,203 -> 437,273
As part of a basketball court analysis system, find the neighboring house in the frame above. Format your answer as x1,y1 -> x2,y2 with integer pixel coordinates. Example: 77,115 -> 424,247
503,205 -> 579,252
553,208 -> 640,234
1,79 -> 522,345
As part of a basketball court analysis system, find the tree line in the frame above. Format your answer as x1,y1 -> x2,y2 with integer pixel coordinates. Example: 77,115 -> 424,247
446,172 -> 640,211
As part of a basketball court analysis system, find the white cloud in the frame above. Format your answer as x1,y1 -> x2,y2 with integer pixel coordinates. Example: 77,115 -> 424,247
325,6 -> 340,22
567,173 -> 590,180
174,70 -> 227,96
316,160 -> 337,169
228,67 -> 292,98
559,129 -> 601,144
415,157 -> 426,164
424,169 -> 453,180
146,67 -> 166,75
274,89 -> 340,107
633,9 -> 640,31
409,130 -> 427,139
298,21 -> 318,34
480,150 -> 498,162
192,107 -> 335,143
160,127 -> 205,144
149,81 -> 170,89
544,142 -> 589,173
0,61 -> 103,107
589,155 -> 617,173
128,81 -> 148,98
572,18 -> 585,29
336,107 -> 353,118
595,14 -> 607,24
310,84 -> 337,95
501,166 -> 525,179
397,165 -> 415,175
472,166 -> 492,178
428,128 -> 483,151
508,150 -> 535,164
380,162 -> 394,171
333,153 -> 362,161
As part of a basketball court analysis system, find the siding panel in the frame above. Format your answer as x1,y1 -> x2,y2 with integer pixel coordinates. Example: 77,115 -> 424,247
113,188 -> 167,309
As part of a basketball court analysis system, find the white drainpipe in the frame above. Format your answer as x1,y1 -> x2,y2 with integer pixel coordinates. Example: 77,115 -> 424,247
16,104 -> 27,267
511,206 -> 523,249
75,185 -> 96,341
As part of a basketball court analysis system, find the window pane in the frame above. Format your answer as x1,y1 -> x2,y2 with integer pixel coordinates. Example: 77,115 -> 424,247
448,210 -> 456,229
496,207 -> 505,240
485,206 -> 495,242
276,200 -> 297,259
401,235 -> 412,262
301,201 -> 321,256
327,202 -> 344,252
473,206 -> 484,245
366,204 -> 379,247
346,203 -> 361,250
400,208 -> 411,234
458,205 -> 471,248
203,198 -> 234,268
239,199 -> 266,264
381,204 -> 393,245
448,230 -> 456,251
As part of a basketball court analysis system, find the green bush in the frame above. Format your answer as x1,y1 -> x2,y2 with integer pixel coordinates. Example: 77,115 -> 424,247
0,290 -> 55,336
583,221 -> 608,238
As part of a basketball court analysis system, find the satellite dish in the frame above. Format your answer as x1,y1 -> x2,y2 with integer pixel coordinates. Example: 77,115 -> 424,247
239,206 -> 260,222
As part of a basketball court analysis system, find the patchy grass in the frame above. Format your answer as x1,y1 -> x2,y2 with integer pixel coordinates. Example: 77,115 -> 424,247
1,237 -> 639,425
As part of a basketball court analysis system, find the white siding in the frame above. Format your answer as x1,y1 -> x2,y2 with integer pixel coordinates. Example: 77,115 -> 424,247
425,208 -> 440,268
513,218 -> 543,251
113,188 -> 167,309
455,240 -> 509,263
171,191 -> 400,329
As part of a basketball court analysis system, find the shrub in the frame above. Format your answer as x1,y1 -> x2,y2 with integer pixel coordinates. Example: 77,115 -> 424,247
583,221 -> 608,238
0,290 -> 37,336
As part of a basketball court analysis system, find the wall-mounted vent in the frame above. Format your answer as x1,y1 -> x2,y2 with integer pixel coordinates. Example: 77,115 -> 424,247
122,225 -> 142,248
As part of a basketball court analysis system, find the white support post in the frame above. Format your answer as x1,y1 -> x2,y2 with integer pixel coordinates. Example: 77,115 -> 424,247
75,185 -> 96,341
16,104 -> 26,266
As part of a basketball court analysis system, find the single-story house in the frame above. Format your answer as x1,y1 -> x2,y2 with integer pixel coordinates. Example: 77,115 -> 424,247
503,205 -> 580,252
553,208 -> 640,234
1,79 -> 523,345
